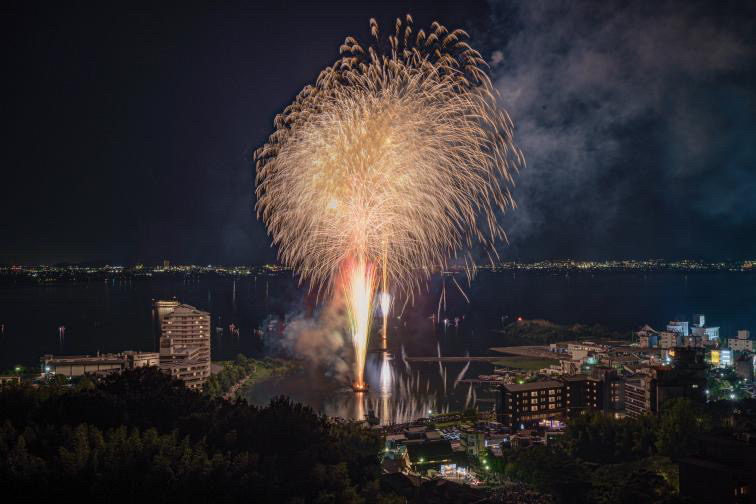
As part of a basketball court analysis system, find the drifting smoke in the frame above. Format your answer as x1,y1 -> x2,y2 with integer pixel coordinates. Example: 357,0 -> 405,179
261,303 -> 352,384
487,0 -> 756,259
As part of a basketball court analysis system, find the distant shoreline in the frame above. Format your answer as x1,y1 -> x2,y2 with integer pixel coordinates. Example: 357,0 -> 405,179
1,261 -> 754,286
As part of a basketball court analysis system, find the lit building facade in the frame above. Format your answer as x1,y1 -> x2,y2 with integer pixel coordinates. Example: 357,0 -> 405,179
40,351 -> 160,377
624,347 -> 707,418
660,331 -> 682,349
624,377 -> 653,418
730,330 -> 754,352
667,321 -> 690,337
157,302 -> 211,389
497,381 -> 565,429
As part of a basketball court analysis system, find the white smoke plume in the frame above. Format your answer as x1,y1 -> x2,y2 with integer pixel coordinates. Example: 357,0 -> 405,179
261,298 -> 353,384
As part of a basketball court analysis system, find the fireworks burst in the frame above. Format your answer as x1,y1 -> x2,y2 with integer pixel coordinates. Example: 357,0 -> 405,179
255,15 -> 522,388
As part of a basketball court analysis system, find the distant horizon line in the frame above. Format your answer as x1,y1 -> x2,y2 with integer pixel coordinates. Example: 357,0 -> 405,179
2,258 -> 755,269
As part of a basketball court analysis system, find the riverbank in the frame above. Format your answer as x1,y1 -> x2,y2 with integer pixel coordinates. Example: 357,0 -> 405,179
206,355 -> 301,399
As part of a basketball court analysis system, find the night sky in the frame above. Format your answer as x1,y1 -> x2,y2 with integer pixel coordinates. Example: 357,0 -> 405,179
2,0 -> 754,265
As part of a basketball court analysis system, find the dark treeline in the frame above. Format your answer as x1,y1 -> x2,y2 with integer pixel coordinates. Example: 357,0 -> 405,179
492,397 -> 756,504
0,368 -> 400,503
497,320 -> 632,346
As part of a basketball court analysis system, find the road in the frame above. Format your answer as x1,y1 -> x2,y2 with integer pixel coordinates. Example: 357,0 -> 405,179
222,365 -> 256,401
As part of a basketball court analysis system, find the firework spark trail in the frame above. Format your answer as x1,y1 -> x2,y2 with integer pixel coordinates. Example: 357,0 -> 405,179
451,275 -> 470,304
442,366 -> 447,396
58,325 -> 65,352
399,297 -> 409,319
401,344 -> 410,372
255,15 -> 521,388
443,280 -> 447,312
379,290 -> 391,351
453,360 -> 470,391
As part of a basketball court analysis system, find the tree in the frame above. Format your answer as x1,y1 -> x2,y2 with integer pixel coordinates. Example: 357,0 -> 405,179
655,398 -> 712,458
503,445 -> 591,503
0,368 -> 392,503
565,412 -> 656,463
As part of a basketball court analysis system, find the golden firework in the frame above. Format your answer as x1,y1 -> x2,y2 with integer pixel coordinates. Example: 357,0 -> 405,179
255,15 -> 522,296
255,16 -> 522,388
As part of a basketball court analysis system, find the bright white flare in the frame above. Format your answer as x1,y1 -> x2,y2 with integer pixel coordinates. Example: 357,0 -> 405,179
342,259 -> 375,389
379,292 -> 392,318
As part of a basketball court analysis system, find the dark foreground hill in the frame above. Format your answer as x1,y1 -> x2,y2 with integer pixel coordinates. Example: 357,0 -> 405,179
0,368 -> 397,503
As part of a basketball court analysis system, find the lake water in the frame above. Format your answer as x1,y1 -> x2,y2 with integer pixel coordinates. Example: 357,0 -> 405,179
2,270 -> 754,421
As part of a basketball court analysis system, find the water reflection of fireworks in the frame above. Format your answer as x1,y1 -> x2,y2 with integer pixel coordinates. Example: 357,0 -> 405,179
324,354 -> 456,425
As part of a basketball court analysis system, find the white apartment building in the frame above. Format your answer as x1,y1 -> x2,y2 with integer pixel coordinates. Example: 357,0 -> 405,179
157,302 -> 211,389
667,321 -> 690,337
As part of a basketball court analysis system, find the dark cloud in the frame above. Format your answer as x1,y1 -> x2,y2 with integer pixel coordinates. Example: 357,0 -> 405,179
488,0 -> 756,259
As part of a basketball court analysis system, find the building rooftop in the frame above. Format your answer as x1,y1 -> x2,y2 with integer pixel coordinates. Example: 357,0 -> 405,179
501,380 -> 563,392
560,374 -> 590,382
42,352 -> 156,363
405,440 -> 455,462
167,304 -> 209,316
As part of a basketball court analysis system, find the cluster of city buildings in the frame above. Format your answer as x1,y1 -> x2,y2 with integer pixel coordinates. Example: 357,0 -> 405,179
381,412 -> 502,483
492,315 -> 756,430
40,300 -> 211,390
480,259 -> 754,272
0,262 -> 287,286
376,314 -> 755,500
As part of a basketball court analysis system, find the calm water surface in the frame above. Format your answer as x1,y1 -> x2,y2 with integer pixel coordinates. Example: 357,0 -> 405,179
2,271 -> 754,420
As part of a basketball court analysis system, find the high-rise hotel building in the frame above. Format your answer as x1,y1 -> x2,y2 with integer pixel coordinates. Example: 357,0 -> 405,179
156,302 -> 211,389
